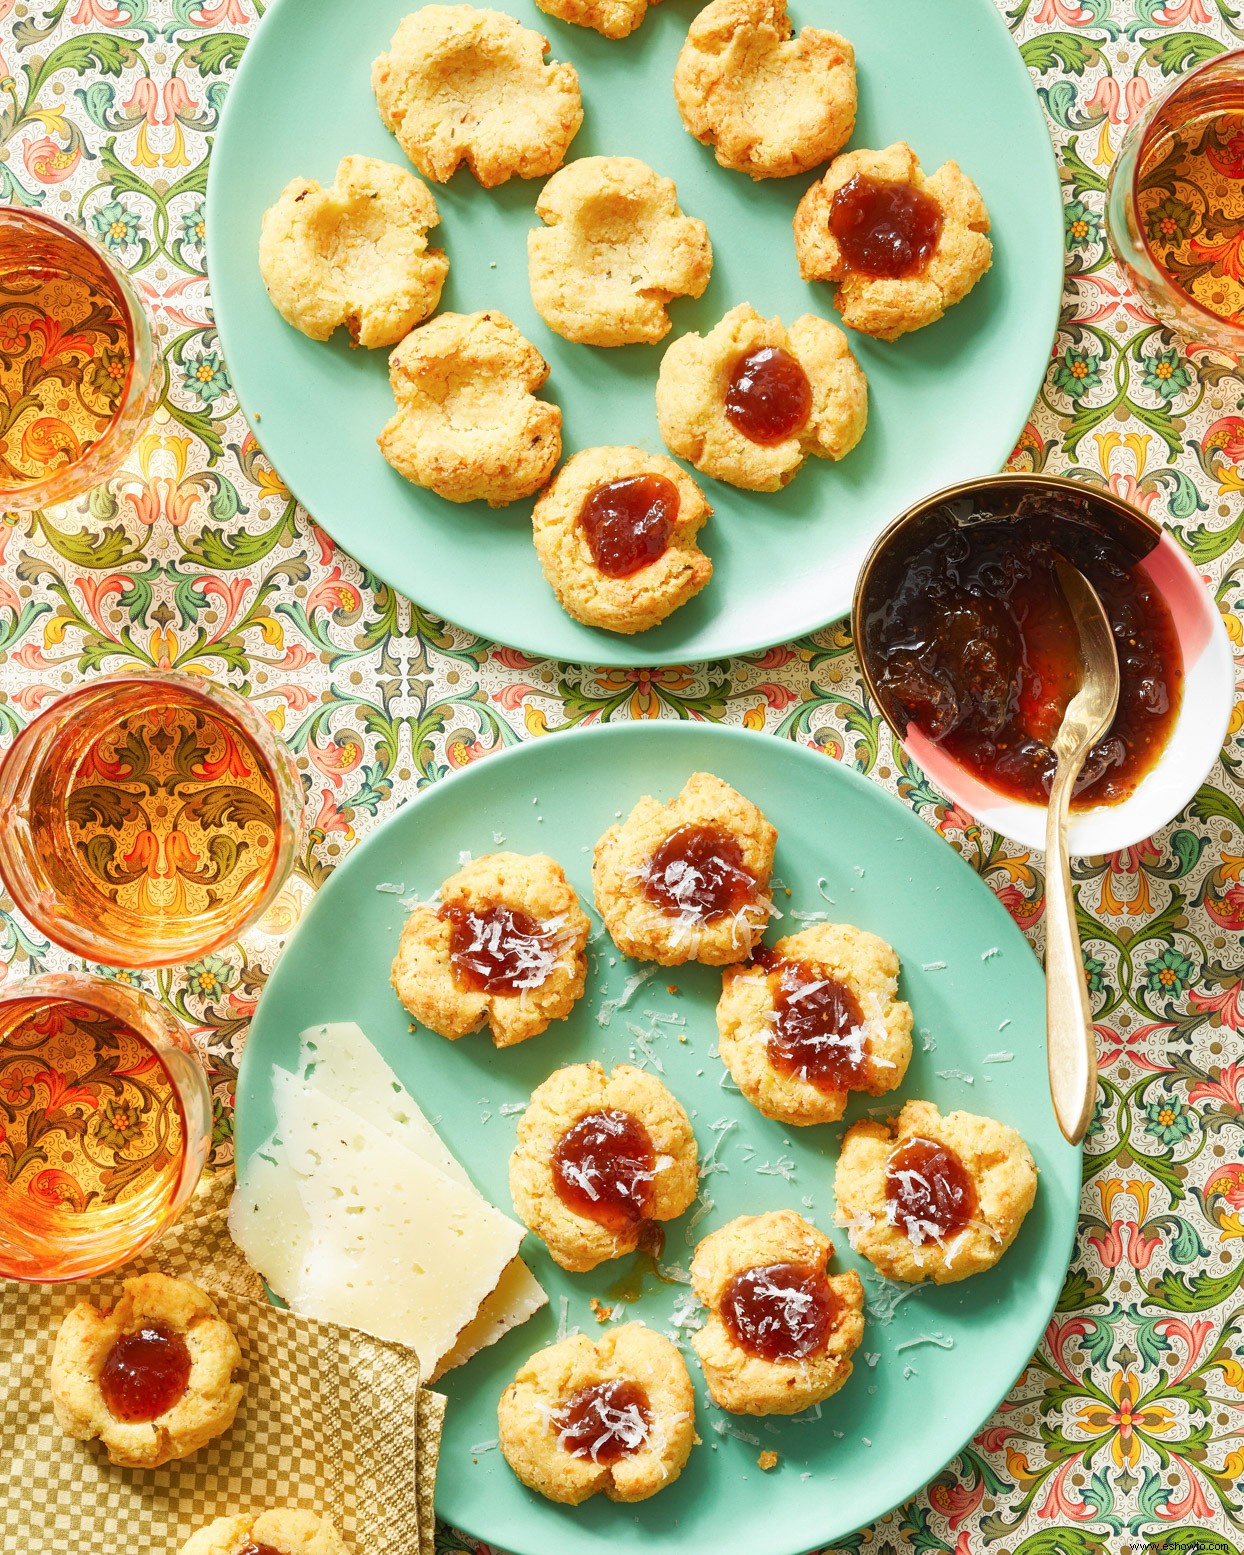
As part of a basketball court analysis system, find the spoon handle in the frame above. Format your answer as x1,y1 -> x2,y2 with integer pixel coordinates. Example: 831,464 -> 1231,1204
1044,759 -> 1098,1145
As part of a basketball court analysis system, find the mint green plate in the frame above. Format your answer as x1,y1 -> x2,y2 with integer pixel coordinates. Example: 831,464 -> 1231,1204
237,723 -> 1078,1555
207,0 -> 1061,667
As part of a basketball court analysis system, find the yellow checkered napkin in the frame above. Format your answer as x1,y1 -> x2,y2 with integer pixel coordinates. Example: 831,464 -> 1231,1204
0,1172 -> 444,1555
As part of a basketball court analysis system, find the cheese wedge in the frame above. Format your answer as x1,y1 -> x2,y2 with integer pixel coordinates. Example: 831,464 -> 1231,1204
432,1256 -> 548,1381
227,1134 -> 307,1303
297,1022 -> 465,1184
277,1082 -> 526,1374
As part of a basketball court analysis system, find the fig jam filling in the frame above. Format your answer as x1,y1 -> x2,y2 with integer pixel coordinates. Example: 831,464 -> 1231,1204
552,1108 -> 657,1232
99,1322 -> 192,1423
863,518 -> 1182,808
721,1262 -> 838,1361
552,1379 -> 652,1463
884,1135 -> 977,1245
724,347 -> 812,445
237,1544 -> 282,1555
580,474 -> 679,578
442,903 -> 561,995
641,824 -> 759,926
754,947 -> 869,1094
829,173 -> 943,278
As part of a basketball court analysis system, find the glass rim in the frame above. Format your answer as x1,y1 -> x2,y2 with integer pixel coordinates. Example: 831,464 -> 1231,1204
0,202 -> 158,512
1132,46 -> 1244,336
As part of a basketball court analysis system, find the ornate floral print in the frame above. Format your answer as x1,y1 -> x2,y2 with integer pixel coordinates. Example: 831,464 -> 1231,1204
0,2 -> 1240,1553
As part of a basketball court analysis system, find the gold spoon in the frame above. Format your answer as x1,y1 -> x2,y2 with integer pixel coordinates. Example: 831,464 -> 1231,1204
1045,557 -> 1121,1145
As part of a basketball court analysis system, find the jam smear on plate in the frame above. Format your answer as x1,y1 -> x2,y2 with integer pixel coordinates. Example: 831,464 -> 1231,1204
552,1379 -> 652,1462
885,1135 -> 977,1245
553,1109 -> 658,1232
724,347 -> 812,445
829,173 -> 944,279
580,475 -> 679,578
864,518 -> 1183,808
99,1323 -> 192,1423
753,947 -> 869,1094
443,903 -> 560,995
641,824 -> 759,926
721,1262 -> 838,1361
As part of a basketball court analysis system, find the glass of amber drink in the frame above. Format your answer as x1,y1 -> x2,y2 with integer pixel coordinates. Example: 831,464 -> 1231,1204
0,972 -> 212,1282
0,671 -> 304,967
0,206 -> 159,511
1106,49 -> 1244,350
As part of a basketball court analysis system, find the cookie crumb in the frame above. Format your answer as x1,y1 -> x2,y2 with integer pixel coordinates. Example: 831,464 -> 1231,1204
758,1450 -> 779,1471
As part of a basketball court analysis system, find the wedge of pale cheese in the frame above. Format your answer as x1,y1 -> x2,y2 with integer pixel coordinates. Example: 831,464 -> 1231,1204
432,1255 -> 547,1381
276,1081 -> 526,1375
227,1133 -> 307,1304
297,1022 -> 465,1183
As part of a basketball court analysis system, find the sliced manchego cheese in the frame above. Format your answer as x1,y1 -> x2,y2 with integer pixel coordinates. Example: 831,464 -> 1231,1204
229,1021 -> 547,1376
431,1255 -> 548,1381
297,1021 -> 467,1186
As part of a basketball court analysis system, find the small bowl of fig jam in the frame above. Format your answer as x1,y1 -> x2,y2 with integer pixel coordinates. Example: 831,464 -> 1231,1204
853,474 -> 1234,855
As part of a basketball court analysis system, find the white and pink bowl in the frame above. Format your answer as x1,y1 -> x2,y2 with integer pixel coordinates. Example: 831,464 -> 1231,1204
852,474 -> 1236,857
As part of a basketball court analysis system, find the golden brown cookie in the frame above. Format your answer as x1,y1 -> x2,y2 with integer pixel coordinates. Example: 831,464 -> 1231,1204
258,155 -> 448,350
379,311 -> 562,507
177,1510 -> 348,1555
535,0 -> 658,39
655,302 -> 867,492
391,851 -> 590,1046
509,1061 -> 698,1271
50,1272 -> 243,1469
673,0 -> 855,179
690,1210 -> 864,1415
593,771 -> 777,965
531,445 -> 712,634
373,6 -> 582,188
834,1099 -> 1037,1284
794,141 -> 993,341
529,157 -> 713,347
717,923 -> 913,1126
498,1323 -> 696,1503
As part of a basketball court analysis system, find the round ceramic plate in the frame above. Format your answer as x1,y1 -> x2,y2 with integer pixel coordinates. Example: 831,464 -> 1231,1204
207,0 -> 1062,667
237,722 -> 1079,1555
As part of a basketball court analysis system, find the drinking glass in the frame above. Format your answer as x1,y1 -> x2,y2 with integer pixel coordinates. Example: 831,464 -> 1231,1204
0,972 -> 211,1282
0,670 -> 304,967
0,206 -> 159,511
1106,49 -> 1244,351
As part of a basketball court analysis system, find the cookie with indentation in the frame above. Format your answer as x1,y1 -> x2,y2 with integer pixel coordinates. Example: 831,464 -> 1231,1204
50,1272 -> 243,1469
593,771 -> 777,965
258,155 -> 448,350
833,1099 -> 1037,1285
690,1210 -> 865,1415
177,1510 -> 349,1555
673,0 -> 856,179
391,851 -> 590,1046
529,157 -> 712,347
656,302 -> 867,492
717,923 -> 913,1126
535,0 -> 658,39
498,1323 -> 697,1503
509,1060 -> 699,1271
794,141 -> 993,341
532,445 -> 712,634
373,6 -> 582,188
379,311 -> 562,507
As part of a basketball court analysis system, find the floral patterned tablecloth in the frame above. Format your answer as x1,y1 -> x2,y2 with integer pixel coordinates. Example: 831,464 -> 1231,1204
1,0 -> 1242,1551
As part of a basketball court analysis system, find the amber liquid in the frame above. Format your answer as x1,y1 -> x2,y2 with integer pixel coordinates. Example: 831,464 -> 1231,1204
0,220 -> 135,496
0,998 -> 187,1280
1138,100 -> 1244,325
22,682 -> 285,964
